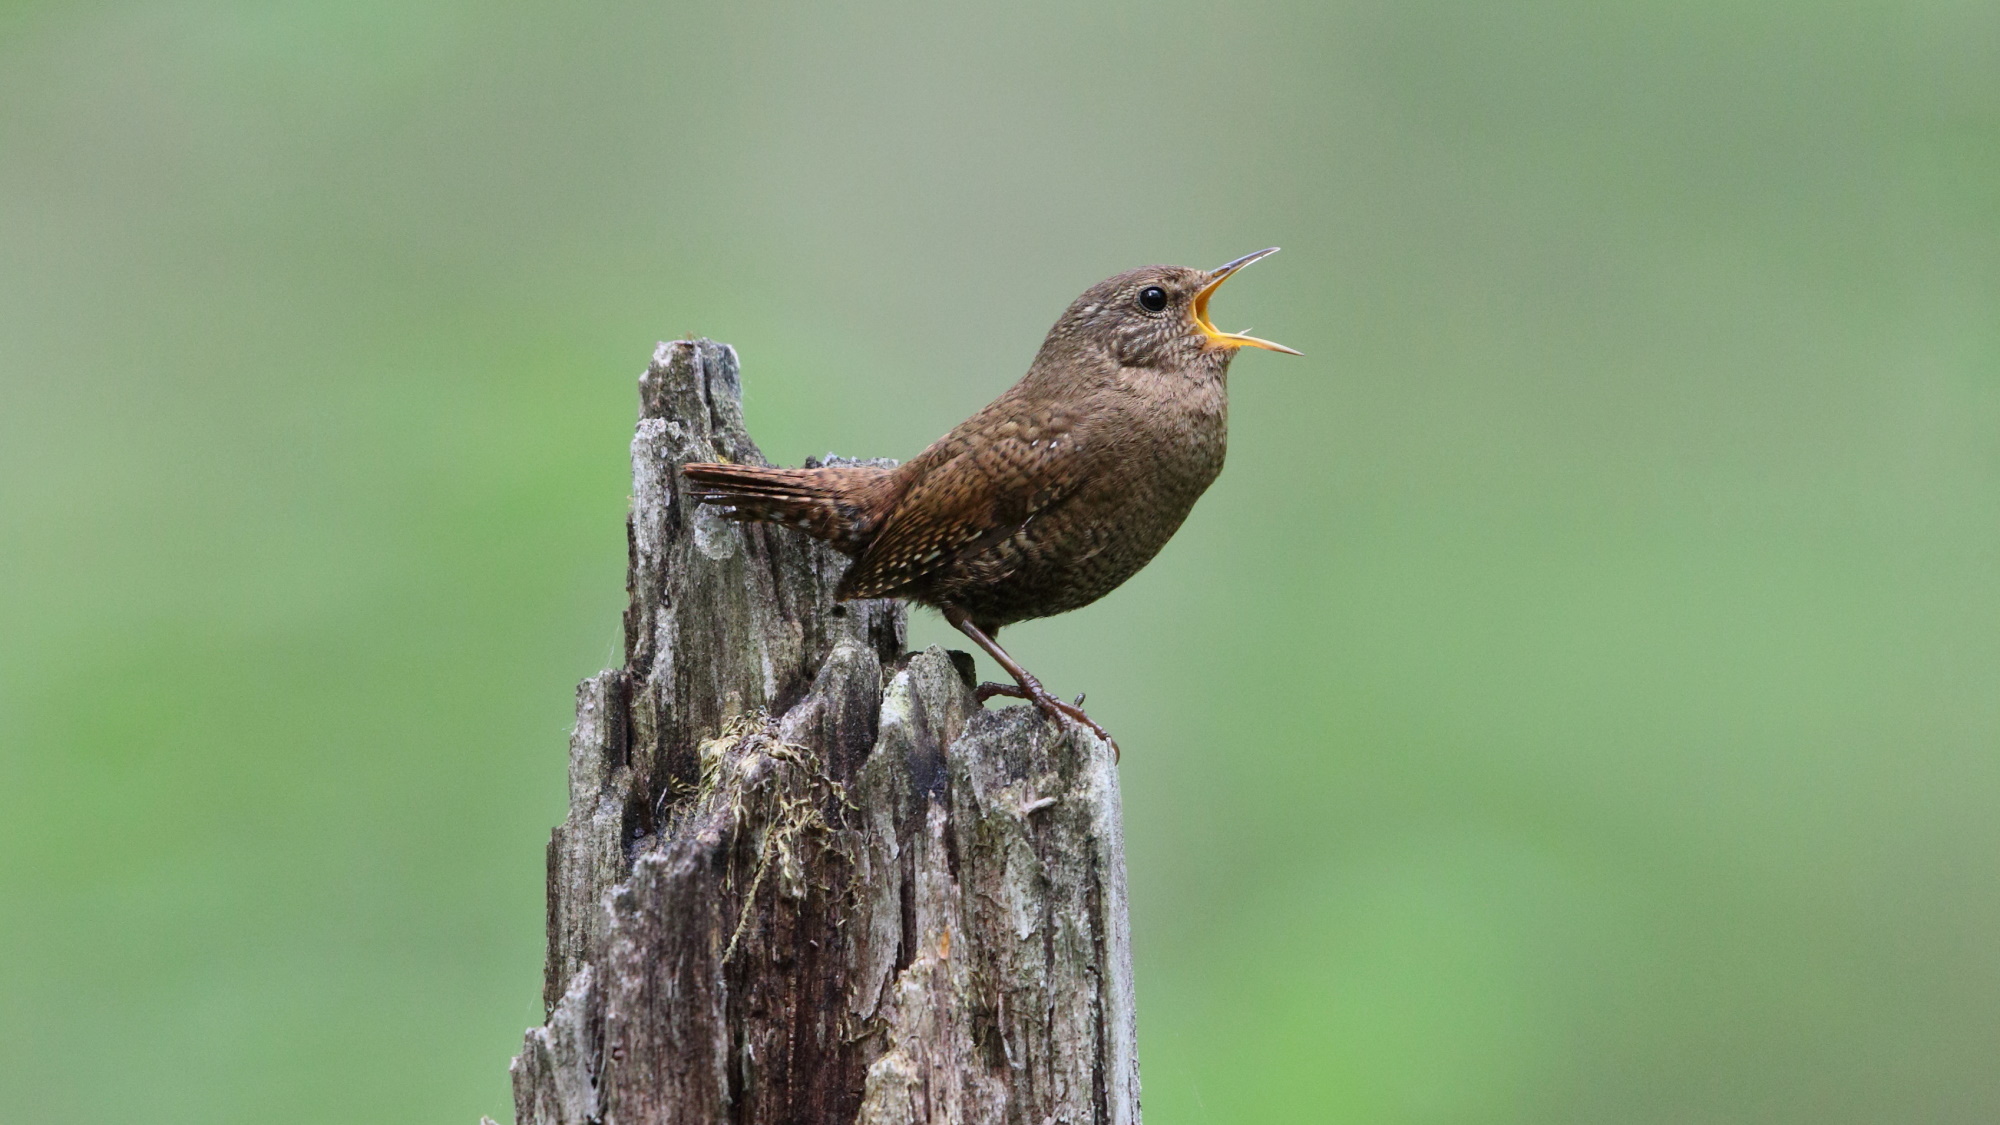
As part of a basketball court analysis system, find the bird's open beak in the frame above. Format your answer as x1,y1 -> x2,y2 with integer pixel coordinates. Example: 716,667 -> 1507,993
1193,247 -> 1302,355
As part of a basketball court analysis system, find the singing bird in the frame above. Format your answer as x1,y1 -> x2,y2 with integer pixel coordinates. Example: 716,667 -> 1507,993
683,249 -> 1298,753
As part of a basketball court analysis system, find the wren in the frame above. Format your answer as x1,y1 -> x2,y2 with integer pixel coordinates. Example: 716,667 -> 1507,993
683,248 -> 1298,754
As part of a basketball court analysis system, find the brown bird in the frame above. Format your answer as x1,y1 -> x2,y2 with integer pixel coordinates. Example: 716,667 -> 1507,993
683,249 -> 1298,753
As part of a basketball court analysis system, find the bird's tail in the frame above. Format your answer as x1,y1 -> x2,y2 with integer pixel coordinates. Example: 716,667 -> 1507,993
681,462 -> 891,555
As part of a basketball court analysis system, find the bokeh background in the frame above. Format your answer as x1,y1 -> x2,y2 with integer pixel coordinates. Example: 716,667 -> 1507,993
4,2 -> 1998,1121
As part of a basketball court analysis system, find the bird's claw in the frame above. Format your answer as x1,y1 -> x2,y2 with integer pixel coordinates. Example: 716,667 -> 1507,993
1047,697 -> 1119,761
973,681 -> 1119,761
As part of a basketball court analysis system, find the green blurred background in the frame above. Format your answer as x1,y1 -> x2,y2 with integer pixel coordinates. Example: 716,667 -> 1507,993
3,1 -> 1997,1121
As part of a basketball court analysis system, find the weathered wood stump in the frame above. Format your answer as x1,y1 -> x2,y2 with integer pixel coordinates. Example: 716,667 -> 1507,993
499,340 -> 1140,1125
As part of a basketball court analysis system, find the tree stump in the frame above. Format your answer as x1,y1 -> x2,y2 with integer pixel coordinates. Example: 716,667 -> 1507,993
499,340 -> 1141,1125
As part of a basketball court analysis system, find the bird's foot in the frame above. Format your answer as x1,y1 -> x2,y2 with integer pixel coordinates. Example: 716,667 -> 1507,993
974,682 -> 1120,761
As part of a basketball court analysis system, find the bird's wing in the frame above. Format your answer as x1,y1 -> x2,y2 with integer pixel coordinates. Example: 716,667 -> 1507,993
836,403 -> 1099,600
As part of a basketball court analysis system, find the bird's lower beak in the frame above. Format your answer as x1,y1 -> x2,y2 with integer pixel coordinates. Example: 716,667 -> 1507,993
1192,247 -> 1301,355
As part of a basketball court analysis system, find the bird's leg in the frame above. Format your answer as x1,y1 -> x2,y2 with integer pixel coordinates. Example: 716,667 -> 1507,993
943,607 -> 1119,759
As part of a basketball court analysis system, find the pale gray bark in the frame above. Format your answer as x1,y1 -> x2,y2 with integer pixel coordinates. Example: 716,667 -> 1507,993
496,340 -> 1140,1125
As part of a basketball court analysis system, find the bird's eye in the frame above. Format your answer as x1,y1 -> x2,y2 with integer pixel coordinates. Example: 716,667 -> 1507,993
1137,286 -> 1168,313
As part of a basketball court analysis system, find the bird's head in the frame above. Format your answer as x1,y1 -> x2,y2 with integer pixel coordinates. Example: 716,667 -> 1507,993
1048,248 -> 1300,372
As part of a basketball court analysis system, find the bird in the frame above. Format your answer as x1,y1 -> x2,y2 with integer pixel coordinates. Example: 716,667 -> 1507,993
683,249 -> 1298,755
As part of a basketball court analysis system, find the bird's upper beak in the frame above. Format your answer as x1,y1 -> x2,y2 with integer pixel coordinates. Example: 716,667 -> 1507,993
1192,247 -> 1302,355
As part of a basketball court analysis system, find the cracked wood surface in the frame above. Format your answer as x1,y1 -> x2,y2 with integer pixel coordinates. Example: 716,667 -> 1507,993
501,340 -> 1140,1125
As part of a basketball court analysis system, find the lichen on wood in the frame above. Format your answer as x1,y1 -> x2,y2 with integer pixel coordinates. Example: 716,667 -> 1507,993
506,339 -> 1140,1124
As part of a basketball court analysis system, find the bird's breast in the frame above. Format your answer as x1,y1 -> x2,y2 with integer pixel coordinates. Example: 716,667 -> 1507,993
943,396 -> 1225,625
